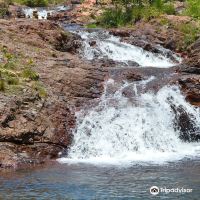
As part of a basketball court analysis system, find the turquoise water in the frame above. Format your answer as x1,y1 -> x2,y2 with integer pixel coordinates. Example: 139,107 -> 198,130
0,159 -> 200,199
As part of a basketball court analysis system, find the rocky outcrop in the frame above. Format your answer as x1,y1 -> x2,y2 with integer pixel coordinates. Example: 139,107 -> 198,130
185,38 -> 200,69
0,19 -> 107,169
109,16 -> 194,60
54,31 -> 82,53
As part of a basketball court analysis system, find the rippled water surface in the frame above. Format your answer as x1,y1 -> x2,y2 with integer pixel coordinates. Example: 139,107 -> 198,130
0,160 -> 200,199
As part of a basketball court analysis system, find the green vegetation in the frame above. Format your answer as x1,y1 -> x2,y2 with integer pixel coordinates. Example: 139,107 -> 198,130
0,47 -> 47,98
174,23 -> 200,50
98,0 -> 175,27
12,0 -> 66,7
22,67 -> 39,81
86,23 -> 98,28
0,0 -> 9,18
155,17 -> 200,50
184,0 -> 200,19
21,0 -> 48,7
32,82 -> 47,98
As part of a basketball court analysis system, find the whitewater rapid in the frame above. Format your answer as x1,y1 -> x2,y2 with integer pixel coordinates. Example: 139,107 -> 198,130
23,6 -> 69,19
58,30 -> 199,166
74,30 -> 181,68
58,78 -> 200,165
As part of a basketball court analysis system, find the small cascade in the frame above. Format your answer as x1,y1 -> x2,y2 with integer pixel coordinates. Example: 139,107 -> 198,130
73,30 -> 181,68
23,5 -> 69,19
57,27 -> 200,166
59,79 -> 200,165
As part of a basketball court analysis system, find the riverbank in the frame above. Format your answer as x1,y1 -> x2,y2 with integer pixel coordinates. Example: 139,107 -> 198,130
0,18 -> 107,168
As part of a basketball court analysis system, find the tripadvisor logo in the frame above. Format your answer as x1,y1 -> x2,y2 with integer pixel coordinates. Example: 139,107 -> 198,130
150,186 -> 159,195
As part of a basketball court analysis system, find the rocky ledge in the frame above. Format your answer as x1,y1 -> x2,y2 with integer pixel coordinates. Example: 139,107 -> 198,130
0,19 -> 107,169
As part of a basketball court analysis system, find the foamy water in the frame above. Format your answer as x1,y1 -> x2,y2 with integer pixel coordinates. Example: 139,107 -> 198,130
74,31 -> 181,68
23,6 -> 69,19
58,79 -> 200,166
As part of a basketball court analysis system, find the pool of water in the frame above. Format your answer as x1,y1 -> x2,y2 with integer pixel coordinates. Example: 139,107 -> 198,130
0,159 -> 200,199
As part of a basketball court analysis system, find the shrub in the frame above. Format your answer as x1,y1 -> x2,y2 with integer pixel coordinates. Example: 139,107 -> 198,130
99,0 -> 175,27
0,1 -> 9,18
12,0 -> 66,6
184,0 -> 200,19
0,71 -> 5,91
162,3 -> 175,15
22,67 -> 39,81
26,0 -> 48,7
174,23 -> 200,50
139,6 -> 161,21
7,77 -> 19,85
0,79 -> 5,91
99,7 -> 126,27
86,23 -> 98,28
32,82 -> 47,98
15,0 -> 49,7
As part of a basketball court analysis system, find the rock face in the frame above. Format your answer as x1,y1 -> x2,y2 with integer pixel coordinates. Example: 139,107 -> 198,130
109,16 -> 194,60
0,19 -> 107,169
185,38 -> 200,69
178,77 -> 200,106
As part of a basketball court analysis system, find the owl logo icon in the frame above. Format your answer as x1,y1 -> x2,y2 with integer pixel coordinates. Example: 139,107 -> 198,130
150,186 -> 159,195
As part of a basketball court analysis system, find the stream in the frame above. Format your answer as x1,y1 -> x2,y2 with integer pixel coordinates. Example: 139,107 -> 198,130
1,12 -> 200,199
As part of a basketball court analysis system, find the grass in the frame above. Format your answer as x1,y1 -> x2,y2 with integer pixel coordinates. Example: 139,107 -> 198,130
98,7 -> 126,28
184,0 -> 200,20
12,0 -> 66,7
32,82 -> 47,98
173,22 -> 200,50
0,0 -> 9,18
22,67 -> 39,81
86,23 -> 98,29
0,73 -> 5,92
98,0 -> 175,28
0,47 -> 47,98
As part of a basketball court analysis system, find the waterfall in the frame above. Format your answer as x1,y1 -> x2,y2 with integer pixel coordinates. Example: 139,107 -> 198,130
58,79 -> 200,165
23,6 -> 69,19
58,30 -> 199,166
74,30 -> 181,68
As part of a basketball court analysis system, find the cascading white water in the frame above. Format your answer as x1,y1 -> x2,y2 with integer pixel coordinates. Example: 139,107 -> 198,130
23,6 -> 69,19
75,31 -> 181,68
58,79 -> 200,165
57,29 -> 199,166
23,8 -> 51,19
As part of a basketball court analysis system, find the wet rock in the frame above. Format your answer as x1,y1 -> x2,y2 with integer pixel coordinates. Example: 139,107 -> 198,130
109,29 -> 131,37
171,104 -> 200,142
89,40 -> 96,47
126,73 -> 142,82
55,31 -> 82,53
182,67 -> 200,74
185,37 -> 200,69
122,87 -> 136,98
33,10 -> 38,19
165,39 -> 176,51
71,0 -> 81,4
16,8 -> 26,18
179,78 -> 200,106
